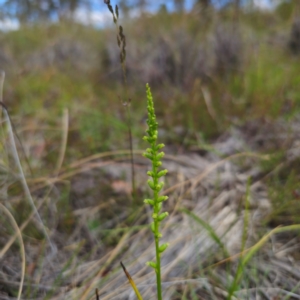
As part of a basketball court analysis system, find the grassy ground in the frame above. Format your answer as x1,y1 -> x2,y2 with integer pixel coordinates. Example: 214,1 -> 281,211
1,3 -> 300,299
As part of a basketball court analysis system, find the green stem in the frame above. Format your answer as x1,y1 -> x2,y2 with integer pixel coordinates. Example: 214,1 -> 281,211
155,232 -> 162,300
152,148 -> 162,300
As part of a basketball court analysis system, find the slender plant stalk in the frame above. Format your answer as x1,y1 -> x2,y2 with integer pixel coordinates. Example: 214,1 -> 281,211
104,0 -> 136,198
125,103 -> 136,197
143,84 -> 169,300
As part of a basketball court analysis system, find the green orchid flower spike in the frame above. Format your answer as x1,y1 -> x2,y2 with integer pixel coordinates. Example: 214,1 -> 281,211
143,83 -> 169,300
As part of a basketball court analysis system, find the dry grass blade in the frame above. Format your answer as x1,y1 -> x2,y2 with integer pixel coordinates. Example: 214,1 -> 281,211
205,224 -> 300,294
54,108 -> 69,175
0,73 -> 55,255
0,195 -> 49,258
242,225 -> 300,267
0,203 -> 25,300
120,261 -> 143,300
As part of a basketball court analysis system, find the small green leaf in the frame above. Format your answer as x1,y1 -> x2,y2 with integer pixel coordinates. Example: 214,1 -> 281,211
158,212 -> 168,221
157,169 -> 168,178
144,199 -> 154,205
156,181 -> 164,192
157,195 -> 168,203
143,152 -> 153,160
157,202 -> 162,212
147,171 -> 154,177
146,261 -> 157,269
147,180 -> 155,190
156,232 -> 162,238
159,243 -> 169,253
151,222 -> 155,233
156,152 -> 165,159
156,143 -> 165,150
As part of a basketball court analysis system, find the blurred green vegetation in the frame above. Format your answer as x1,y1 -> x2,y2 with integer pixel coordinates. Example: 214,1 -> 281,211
1,3 -> 300,299
1,9 -> 298,148
1,3 -> 300,228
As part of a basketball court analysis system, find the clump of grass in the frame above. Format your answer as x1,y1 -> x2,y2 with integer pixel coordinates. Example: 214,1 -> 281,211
143,83 -> 169,300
